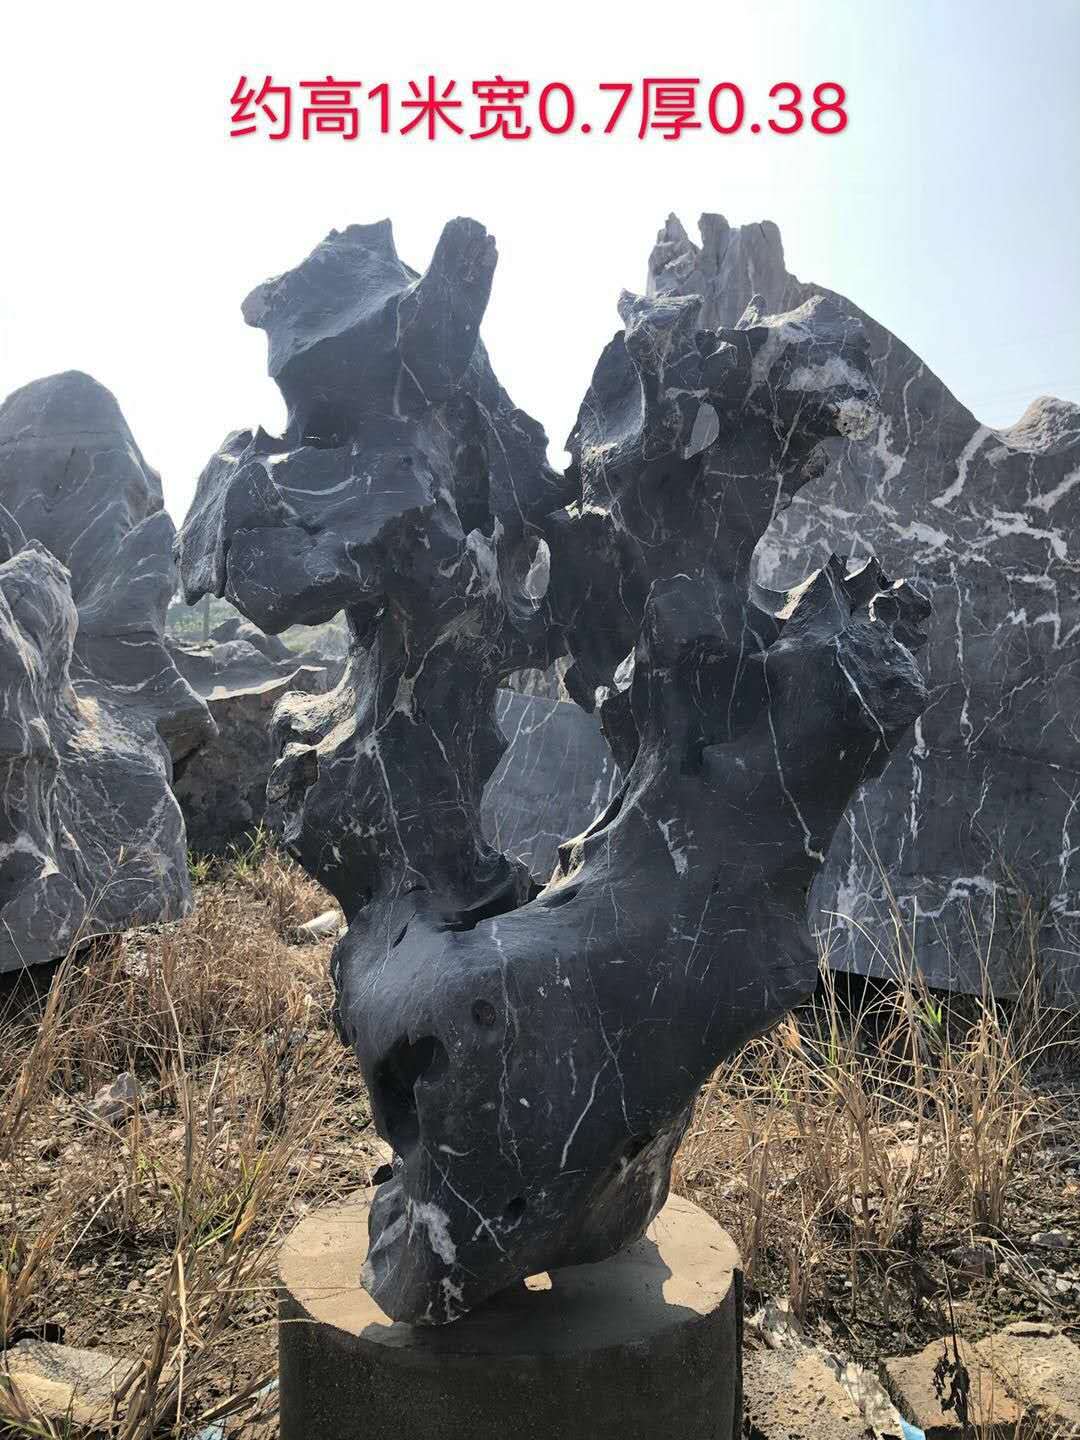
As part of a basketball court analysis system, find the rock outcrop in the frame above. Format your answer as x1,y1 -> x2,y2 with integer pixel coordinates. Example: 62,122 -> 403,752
650,214 -> 1080,996
0,372 -> 214,969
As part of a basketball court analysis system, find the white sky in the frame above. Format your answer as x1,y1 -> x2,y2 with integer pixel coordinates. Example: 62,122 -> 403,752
1,0 -> 1078,521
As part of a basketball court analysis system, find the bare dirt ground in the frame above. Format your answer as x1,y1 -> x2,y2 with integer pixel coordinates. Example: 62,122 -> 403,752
1,836 -> 1077,1436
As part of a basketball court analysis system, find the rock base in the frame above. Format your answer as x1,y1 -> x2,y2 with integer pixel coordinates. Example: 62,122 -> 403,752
277,1189 -> 742,1440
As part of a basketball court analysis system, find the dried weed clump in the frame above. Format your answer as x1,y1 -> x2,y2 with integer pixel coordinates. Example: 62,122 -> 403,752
0,837 -> 377,1439
675,920 -> 1080,1361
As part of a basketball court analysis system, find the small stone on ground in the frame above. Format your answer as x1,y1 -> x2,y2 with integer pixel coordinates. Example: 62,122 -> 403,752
883,1337 -> 1022,1438
293,908 -> 344,943
743,1345 -> 876,1439
974,1321 -> 1080,1436
88,1072 -> 138,1125
2,1339 -> 127,1428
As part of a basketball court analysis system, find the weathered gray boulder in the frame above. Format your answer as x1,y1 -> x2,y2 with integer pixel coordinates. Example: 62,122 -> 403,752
2,1339 -> 129,1429
0,372 -> 212,765
167,610 -> 341,852
170,627 -> 307,697
171,644 -> 329,853
650,214 -> 1080,996
0,372 -> 214,968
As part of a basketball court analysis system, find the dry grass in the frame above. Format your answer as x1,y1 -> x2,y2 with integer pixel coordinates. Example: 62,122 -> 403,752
675,937 -> 1080,1364
0,836 -> 377,1439
0,838 -> 1077,1436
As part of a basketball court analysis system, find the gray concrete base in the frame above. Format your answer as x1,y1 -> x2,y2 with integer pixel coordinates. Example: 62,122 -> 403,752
278,1189 -> 742,1440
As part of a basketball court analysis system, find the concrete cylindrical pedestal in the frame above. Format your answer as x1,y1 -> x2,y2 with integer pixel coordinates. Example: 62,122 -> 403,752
278,1189 -> 742,1440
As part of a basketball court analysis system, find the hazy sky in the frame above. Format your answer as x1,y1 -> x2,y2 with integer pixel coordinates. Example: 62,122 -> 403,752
2,0 -> 1077,520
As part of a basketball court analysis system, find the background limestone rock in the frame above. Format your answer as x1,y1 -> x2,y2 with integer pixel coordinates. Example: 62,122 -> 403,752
169,623 -> 326,698
649,213 -> 1080,996
172,656 -> 329,855
168,615 -> 341,853
0,372 -> 214,970
0,371 -> 212,765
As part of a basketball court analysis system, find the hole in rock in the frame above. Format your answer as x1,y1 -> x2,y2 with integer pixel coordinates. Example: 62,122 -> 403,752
391,924 -> 408,949
372,1034 -> 449,1155
623,1133 -> 655,1163
443,883 -> 526,932
371,1162 -> 395,1185
504,1196 -> 527,1222
472,999 -> 497,1028
538,884 -> 579,909
522,536 -> 551,601
752,476 -> 870,611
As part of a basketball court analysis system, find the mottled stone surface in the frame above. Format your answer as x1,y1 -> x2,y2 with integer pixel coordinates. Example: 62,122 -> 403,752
974,1322 -> 1080,1435
4,1339 -> 127,1429
177,218 -> 928,1325
743,1348 -> 870,1440
0,372 -> 213,970
650,214 -> 1080,996
883,1337 -> 1023,1438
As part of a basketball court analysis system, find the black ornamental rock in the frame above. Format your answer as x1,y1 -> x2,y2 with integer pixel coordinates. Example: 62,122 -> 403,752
650,213 -> 1080,996
177,218 -> 929,1324
0,371 -> 214,970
